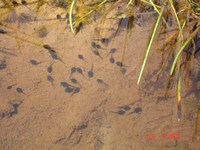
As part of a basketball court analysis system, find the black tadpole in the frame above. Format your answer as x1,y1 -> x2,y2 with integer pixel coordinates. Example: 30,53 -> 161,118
71,87 -> 80,96
7,84 -> 16,90
87,64 -> 94,78
0,29 -> 7,34
111,110 -> 126,115
65,87 -> 74,93
118,105 -> 131,111
116,61 -> 129,67
30,59 -> 41,65
101,38 -> 109,44
47,75 -> 55,88
107,48 -> 117,56
21,0 -> 27,5
78,54 -> 88,63
128,107 -> 142,114
47,49 -> 64,63
16,87 -> 26,95
76,67 -> 86,78
96,79 -> 108,86
109,54 -> 115,64
47,63 -> 53,73
121,67 -> 127,75
93,50 -> 102,59
70,67 -> 77,77
43,44 -> 56,53
70,78 -> 82,87
12,1 -> 20,6
91,42 -> 105,50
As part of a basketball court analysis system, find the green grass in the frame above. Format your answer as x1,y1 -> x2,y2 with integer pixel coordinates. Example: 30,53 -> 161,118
137,6 -> 164,85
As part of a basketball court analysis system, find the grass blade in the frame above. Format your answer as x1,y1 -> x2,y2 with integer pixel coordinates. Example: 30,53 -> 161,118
137,7 -> 164,85
177,70 -> 182,121
170,25 -> 200,75
126,0 -> 134,9
169,0 -> 183,39
69,0 -> 76,34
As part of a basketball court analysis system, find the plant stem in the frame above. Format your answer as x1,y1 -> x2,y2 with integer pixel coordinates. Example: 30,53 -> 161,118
137,7 -> 164,84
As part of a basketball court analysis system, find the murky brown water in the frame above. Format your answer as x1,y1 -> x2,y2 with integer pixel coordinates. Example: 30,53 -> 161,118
0,1 -> 200,150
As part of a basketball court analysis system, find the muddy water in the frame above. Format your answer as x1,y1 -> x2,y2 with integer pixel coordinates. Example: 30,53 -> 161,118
0,1 -> 200,150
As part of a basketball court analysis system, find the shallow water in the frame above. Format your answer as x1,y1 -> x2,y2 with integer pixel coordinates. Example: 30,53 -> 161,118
0,1 -> 200,150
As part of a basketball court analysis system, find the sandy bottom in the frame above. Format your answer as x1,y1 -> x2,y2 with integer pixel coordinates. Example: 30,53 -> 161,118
0,2 -> 200,150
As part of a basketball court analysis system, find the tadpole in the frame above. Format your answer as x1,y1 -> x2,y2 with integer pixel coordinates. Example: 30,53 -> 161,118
60,82 -> 74,88
21,0 -> 27,5
70,78 -> 77,83
70,67 -> 77,77
91,42 -> 105,50
0,60 -> 6,70
43,44 -> 56,52
96,79 -> 103,84
47,75 -> 54,88
121,67 -> 127,75
0,29 -> 7,34
48,50 -> 64,63
95,38 -> 110,45
71,87 -> 80,96
116,61 -> 123,67
70,78 -> 82,87
129,107 -> 142,114
47,63 -> 53,73
56,14 -> 61,20
96,79 -> 108,86
75,22 -> 83,34
93,50 -> 102,59
134,107 -> 142,113
111,110 -> 126,115
101,38 -> 110,44
78,54 -> 88,63
77,67 -> 86,78
91,42 -> 97,48
30,59 -> 41,65
12,1 -> 20,6
16,87 -> 26,95
107,48 -> 117,56
87,64 -> 94,78
65,87 -> 74,93
7,84 -> 16,90
109,54 -> 115,64
116,61 -> 128,67
118,105 -> 131,111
